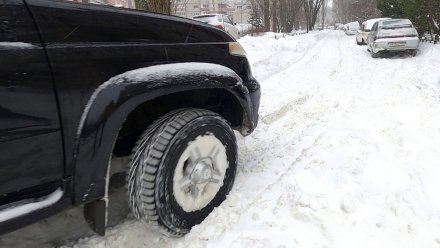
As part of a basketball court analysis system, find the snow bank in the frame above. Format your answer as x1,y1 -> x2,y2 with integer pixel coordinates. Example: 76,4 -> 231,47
238,31 -> 324,81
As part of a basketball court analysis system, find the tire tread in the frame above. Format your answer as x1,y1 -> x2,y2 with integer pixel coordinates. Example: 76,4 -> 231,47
127,108 -> 225,236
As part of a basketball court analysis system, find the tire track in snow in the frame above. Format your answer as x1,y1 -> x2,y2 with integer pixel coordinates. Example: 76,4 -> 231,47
176,31 -> 353,247
179,32 -> 440,248
259,31 -> 345,124
247,32 -> 328,82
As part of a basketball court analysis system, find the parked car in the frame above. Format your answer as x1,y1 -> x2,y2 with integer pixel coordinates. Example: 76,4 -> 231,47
345,21 -> 360,35
0,0 -> 260,236
356,18 -> 391,45
334,23 -> 343,30
193,14 -> 240,39
367,19 -> 419,58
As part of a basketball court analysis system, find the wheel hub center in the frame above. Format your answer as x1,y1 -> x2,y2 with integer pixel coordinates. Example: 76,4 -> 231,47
190,158 -> 213,184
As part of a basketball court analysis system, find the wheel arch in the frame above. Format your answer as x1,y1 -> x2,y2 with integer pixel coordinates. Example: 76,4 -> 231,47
112,88 -> 245,157
72,63 -> 250,205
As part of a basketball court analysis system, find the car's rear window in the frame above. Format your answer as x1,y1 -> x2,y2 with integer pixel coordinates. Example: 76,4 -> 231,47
381,20 -> 413,30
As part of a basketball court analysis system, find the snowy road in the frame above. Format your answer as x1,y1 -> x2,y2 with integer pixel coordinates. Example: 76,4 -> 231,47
4,30 -> 440,248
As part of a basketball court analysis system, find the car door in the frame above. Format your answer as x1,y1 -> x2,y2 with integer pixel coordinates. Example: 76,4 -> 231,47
0,0 -> 64,200
222,15 -> 239,39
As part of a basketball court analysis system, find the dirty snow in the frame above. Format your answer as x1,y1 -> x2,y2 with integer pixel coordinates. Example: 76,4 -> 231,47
0,189 -> 63,222
4,30 -> 440,248
0,42 -> 37,49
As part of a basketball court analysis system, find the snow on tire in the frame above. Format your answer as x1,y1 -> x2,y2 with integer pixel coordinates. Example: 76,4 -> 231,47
127,108 -> 237,236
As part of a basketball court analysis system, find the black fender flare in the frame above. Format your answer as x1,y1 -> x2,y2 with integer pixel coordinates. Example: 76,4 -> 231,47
72,63 -> 251,204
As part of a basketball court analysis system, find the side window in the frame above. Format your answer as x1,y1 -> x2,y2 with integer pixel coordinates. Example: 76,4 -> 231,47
371,23 -> 377,32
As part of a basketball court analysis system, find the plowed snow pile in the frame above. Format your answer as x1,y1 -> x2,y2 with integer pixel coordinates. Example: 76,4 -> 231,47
71,30 -> 440,248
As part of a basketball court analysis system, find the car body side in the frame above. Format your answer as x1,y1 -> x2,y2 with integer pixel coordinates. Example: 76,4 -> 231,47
0,0 -> 260,234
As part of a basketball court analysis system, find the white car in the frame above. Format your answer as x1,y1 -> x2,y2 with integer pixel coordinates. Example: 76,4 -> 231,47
193,14 -> 239,39
345,21 -> 360,35
367,19 -> 419,58
356,18 -> 391,45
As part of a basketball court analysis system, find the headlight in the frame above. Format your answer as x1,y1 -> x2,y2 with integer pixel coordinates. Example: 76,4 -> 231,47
229,42 -> 247,57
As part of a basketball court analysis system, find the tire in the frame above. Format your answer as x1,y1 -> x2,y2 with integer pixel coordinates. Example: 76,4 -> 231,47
410,50 -> 417,57
362,39 -> 366,45
371,49 -> 378,58
127,108 -> 237,236
356,38 -> 362,45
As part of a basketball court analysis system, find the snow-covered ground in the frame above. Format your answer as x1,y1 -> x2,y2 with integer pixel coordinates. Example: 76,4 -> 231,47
68,30 -> 440,248
4,30 -> 440,248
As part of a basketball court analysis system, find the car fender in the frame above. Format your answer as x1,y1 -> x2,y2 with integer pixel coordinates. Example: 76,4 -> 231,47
72,62 -> 249,204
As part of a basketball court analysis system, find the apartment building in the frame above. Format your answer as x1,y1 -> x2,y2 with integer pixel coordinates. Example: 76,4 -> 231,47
175,0 -> 251,24
68,0 -> 250,24
231,1 -> 251,24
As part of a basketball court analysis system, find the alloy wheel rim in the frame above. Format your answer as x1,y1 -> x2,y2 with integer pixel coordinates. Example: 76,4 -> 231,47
173,134 -> 228,212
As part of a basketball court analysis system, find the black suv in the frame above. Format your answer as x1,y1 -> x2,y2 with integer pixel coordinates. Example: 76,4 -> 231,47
0,0 -> 260,236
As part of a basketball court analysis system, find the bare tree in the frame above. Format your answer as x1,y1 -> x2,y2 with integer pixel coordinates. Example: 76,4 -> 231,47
248,0 -> 264,35
333,0 -> 380,24
426,0 -> 440,34
279,0 -> 302,32
263,0 -> 270,31
303,0 -> 324,31
249,0 -> 302,33
272,0 -> 278,31
321,0 -> 326,28
135,0 -> 173,14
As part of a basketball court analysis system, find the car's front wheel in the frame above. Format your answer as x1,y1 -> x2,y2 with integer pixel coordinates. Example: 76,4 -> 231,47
127,108 -> 237,236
